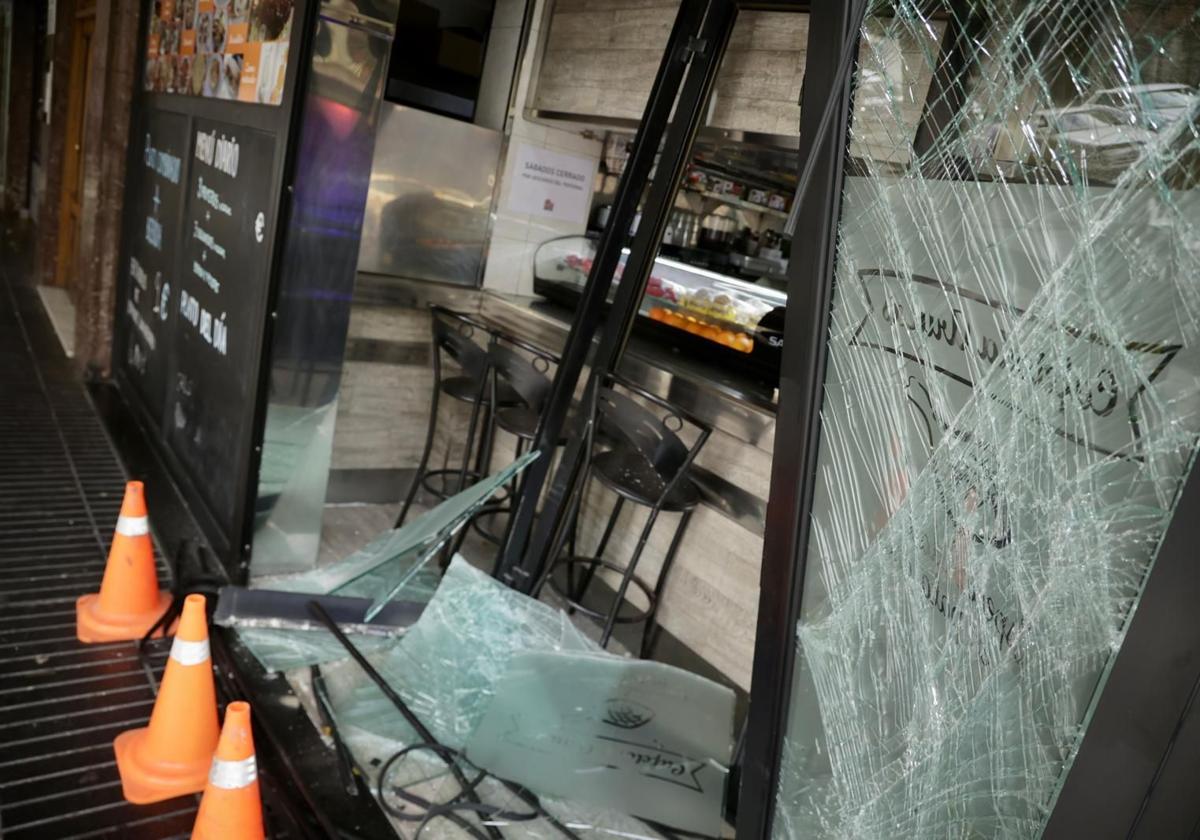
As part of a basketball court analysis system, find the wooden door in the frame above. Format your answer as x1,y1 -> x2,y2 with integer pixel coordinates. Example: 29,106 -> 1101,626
53,10 -> 95,291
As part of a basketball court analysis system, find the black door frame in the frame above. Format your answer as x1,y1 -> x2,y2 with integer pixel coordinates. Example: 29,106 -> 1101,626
493,0 -> 724,592
734,0 -> 863,834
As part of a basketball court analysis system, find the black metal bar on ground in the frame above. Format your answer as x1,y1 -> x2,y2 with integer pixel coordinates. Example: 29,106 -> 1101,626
306,600 -> 584,840
735,1 -> 864,837
307,600 -> 506,840
311,664 -> 359,797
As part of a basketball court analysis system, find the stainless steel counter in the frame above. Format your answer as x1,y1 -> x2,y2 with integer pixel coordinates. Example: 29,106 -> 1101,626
355,273 -> 778,441
480,294 -> 779,449
351,272 -> 778,536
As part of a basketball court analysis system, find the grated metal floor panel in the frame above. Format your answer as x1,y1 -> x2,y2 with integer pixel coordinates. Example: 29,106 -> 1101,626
0,272 -> 197,838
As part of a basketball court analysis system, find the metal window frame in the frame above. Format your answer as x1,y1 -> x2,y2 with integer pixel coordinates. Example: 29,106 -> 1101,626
484,0 -> 1200,834
734,0 -> 860,835
495,0 -> 740,592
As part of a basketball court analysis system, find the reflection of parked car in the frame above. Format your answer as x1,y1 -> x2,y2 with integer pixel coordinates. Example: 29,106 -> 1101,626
1026,105 -> 1154,183
1087,83 -> 1198,132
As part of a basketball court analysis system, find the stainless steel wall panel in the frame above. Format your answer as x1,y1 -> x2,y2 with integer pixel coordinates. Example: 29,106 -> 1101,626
356,103 -> 502,287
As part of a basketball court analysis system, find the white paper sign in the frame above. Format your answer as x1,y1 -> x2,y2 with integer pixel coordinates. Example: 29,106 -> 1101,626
505,143 -> 596,225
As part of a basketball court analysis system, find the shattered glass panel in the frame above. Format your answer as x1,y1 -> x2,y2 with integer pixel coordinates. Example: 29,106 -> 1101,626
233,545 -> 440,671
332,557 -> 601,749
774,2 -> 1200,838
251,401 -> 338,575
316,708 -> 678,839
236,625 -> 400,673
234,454 -> 540,671
465,650 -> 735,836
289,449 -> 540,596
321,559 -> 734,837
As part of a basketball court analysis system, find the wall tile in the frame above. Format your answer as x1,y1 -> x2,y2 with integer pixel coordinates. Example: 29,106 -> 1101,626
482,236 -> 534,295
544,126 -> 604,157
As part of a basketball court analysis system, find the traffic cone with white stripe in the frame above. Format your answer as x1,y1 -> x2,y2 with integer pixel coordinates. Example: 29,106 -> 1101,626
114,594 -> 220,803
191,701 -> 265,840
76,480 -> 172,643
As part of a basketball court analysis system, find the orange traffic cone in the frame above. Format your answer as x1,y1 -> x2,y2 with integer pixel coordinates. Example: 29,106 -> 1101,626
192,701 -> 265,840
76,480 -> 172,643
114,594 -> 220,803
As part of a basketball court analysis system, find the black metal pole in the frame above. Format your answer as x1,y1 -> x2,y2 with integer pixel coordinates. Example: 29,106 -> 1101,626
306,601 -> 504,840
499,0 -> 740,593
493,0 -> 713,591
735,1 -> 863,836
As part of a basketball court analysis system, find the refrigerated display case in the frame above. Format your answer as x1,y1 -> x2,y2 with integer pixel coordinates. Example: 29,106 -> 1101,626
532,235 -> 786,384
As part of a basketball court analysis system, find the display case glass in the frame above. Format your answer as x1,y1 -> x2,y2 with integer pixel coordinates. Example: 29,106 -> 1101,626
533,235 -> 786,382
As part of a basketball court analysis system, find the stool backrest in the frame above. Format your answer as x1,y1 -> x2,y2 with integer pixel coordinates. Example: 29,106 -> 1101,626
594,376 -> 709,484
429,305 -> 488,382
489,341 -> 555,413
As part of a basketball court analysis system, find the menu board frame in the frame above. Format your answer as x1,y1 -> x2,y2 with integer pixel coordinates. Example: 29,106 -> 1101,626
112,0 -> 316,566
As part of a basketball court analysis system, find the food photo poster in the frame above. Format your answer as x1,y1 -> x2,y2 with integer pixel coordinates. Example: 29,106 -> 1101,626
143,0 -> 293,105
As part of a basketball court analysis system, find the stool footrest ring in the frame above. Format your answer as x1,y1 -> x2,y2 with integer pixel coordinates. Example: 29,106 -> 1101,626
545,556 -> 655,626
468,502 -> 513,545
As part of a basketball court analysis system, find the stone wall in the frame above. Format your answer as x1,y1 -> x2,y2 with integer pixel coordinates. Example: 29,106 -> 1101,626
31,0 -> 73,289
73,0 -> 140,375
531,0 -> 945,160
3,1 -> 36,213
2,0 -> 140,374
532,2 -> 811,136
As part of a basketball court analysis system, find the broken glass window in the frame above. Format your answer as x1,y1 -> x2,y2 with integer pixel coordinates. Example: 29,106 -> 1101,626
465,650 -> 735,836
331,557 -> 601,749
773,1 -> 1200,837
232,546 -> 440,672
232,453 -> 540,672
321,559 -> 733,838
287,449 -> 541,597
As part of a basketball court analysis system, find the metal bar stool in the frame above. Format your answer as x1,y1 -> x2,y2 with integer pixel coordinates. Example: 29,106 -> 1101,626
395,305 -> 520,529
473,335 -> 591,567
535,372 -> 711,657
467,334 -> 561,549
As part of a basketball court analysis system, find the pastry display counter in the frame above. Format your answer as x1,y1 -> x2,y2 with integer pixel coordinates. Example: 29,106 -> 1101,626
531,235 -> 787,386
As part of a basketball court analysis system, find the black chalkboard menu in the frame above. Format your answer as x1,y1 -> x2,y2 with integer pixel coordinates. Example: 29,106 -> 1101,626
121,110 -> 190,421
113,0 -> 308,563
161,120 -> 278,536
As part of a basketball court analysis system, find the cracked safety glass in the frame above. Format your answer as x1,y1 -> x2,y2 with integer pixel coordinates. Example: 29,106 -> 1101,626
464,650 -> 735,836
233,453 -> 539,672
773,2 -> 1200,837
325,558 -> 736,838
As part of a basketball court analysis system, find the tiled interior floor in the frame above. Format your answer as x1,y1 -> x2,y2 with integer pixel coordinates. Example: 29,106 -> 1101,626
313,498 -> 636,657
